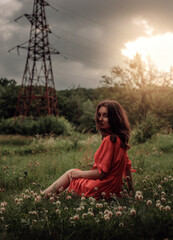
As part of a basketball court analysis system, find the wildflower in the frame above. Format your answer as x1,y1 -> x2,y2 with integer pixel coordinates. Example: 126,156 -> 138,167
161,197 -> 166,202
123,206 -> 127,211
94,187 -> 98,191
81,197 -> 86,201
118,206 -> 123,211
147,200 -> 152,206
108,211 -> 113,218
102,192 -> 106,197
165,206 -> 171,211
153,192 -> 158,197
130,208 -> 136,216
119,191 -> 124,197
159,205 -> 164,211
104,210 -> 109,215
1,201 -> 7,207
73,214 -> 79,221
156,203 -> 161,208
164,177 -> 168,182
1,208 -> 5,213
119,222 -> 124,227
116,211 -> 122,217
158,185 -> 162,190
104,214 -> 110,221
87,211 -> 94,216
89,197 -> 95,202
135,191 -> 143,201
56,200 -> 61,206
30,190 -> 34,196
66,195 -> 72,200
82,213 -> 87,219
88,208 -> 93,212
142,180 -> 147,183
55,209 -> 61,215
49,197 -> 54,202
59,187 -> 64,193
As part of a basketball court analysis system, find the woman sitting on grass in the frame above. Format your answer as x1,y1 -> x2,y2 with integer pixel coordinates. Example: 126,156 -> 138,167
43,100 -> 134,200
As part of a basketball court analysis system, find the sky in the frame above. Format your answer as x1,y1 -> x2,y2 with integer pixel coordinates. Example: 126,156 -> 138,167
1,0 -> 173,90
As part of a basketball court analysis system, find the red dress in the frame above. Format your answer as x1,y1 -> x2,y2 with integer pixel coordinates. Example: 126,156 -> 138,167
68,135 -> 132,200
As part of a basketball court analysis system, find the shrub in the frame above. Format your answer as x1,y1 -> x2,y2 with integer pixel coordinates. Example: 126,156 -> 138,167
0,116 -> 74,136
132,112 -> 164,143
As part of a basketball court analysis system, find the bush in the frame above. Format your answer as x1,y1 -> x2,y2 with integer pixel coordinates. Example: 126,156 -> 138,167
0,116 -> 74,136
132,112 -> 164,143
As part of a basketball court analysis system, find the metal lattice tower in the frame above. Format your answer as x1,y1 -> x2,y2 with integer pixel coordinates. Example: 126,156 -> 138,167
15,0 -> 59,117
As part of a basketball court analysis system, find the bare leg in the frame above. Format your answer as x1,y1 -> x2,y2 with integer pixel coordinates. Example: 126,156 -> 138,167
42,169 -> 74,198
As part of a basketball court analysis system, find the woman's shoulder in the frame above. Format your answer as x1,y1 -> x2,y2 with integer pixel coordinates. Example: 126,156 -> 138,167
103,134 -> 119,144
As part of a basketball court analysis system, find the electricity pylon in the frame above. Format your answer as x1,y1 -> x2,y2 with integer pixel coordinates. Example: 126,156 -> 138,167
14,0 -> 59,118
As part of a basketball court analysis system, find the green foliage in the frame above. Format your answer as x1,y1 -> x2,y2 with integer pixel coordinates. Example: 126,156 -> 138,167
78,100 -> 96,132
0,116 -> 74,136
0,133 -> 172,239
132,112 -> 163,143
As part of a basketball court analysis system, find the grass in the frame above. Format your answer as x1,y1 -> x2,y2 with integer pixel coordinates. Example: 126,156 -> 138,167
0,133 -> 172,240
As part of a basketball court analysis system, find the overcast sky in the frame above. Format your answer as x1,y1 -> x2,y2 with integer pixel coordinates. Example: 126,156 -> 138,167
1,0 -> 173,90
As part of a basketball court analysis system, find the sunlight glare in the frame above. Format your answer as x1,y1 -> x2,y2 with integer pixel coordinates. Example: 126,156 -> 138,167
121,32 -> 173,71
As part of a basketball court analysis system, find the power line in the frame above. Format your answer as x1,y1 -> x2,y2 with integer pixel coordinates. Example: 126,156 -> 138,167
48,2 -> 131,41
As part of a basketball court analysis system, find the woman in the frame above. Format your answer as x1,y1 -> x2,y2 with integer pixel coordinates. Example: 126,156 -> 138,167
43,100 -> 134,200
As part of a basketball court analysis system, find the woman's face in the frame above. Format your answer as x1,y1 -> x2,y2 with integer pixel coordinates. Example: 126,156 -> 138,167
97,106 -> 110,130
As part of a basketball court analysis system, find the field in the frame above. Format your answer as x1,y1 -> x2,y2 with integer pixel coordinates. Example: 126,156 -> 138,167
0,133 -> 173,240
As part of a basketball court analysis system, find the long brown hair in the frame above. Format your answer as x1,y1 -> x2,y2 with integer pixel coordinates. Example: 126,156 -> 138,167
95,100 -> 130,149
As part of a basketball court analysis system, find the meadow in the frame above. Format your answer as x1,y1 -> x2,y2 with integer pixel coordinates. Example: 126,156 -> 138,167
0,132 -> 172,240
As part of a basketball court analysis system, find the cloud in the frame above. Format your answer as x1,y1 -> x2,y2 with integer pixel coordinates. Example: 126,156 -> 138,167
1,0 -> 173,89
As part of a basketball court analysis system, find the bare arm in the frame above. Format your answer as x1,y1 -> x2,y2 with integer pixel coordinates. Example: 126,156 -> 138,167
125,168 -> 134,192
70,169 -> 105,180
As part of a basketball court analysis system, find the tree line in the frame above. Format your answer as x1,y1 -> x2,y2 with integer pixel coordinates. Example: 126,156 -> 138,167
0,54 -> 173,135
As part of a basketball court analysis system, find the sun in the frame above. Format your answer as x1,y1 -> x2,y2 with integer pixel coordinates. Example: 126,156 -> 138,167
121,32 -> 173,72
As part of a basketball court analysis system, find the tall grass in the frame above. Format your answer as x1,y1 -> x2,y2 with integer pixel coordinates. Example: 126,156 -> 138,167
0,133 -> 172,239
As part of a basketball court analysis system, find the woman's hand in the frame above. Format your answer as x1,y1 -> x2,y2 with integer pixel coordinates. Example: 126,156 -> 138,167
70,169 -> 82,180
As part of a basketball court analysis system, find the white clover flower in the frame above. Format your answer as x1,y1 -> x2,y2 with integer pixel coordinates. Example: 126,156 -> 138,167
159,205 -> 164,211
49,197 -> 54,202
156,203 -> 161,208
130,208 -> 136,216
102,192 -> 106,197
56,200 -> 61,206
55,209 -> 61,215
94,187 -> 98,191
1,201 -> 7,207
104,214 -> 110,221
165,206 -> 171,211
147,200 -> 152,206
66,195 -> 72,200
30,190 -> 34,196
25,189 -> 29,194
73,214 -> 79,221
81,197 -> 86,201
108,211 -> 113,218
158,185 -> 162,190
161,197 -> 166,202
82,213 -> 87,219
104,209 -> 109,215
116,211 -> 122,216
1,207 -> 5,213
119,222 -> 124,227
87,211 -> 94,216
88,208 -> 93,212
118,206 -> 123,211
